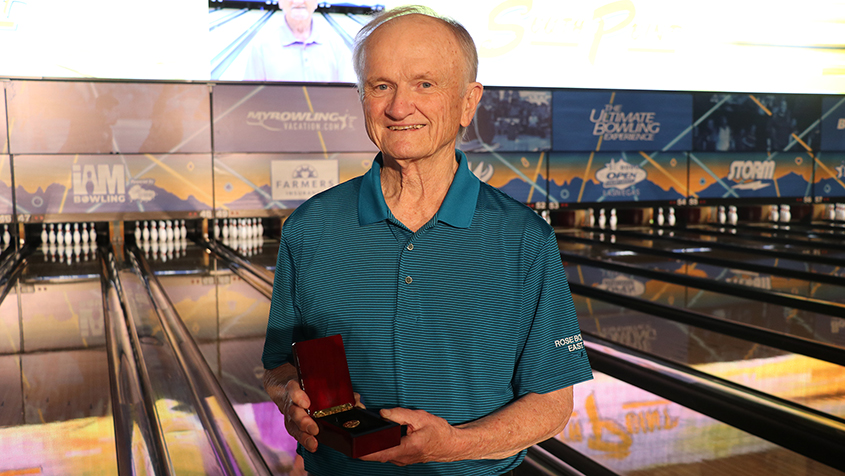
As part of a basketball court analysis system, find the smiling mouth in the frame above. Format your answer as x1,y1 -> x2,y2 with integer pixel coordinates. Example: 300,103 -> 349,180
388,124 -> 425,131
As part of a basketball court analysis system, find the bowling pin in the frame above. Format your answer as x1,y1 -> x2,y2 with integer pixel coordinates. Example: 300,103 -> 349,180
770,205 -> 779,222
89,223 -> 97,243
667,207 -> 676,227
2,225 -> 9,247
63,224 -> 72,245
728,206 -> 738,226
656,207 -> 664,226
598,209 -> 606,229
213,219 -> 220,239
222,219 -> 229,239
40,224 -> 48,244
836,204 -> 845,222
72,223 -> 81,245
257,219 -> 264,238
150,222 -> 158,242
609,208 -> 617,230
780,204 -> 791,223
587,208 -> 595,228
826,204 -> 835,221
180,219 -> 187,239
166,221 -> 174,242
57,224 -> 65,246
81,223 -> 89,243
142,221 -> 150,241
134,221 -> 141,243
718,206 -> 726,225
49,224 -> 56,244
159,221 -> 167,243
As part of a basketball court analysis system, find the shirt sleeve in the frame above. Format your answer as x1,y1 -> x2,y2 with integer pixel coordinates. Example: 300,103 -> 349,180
262,230 -> 298,369
512,232 -> 593,396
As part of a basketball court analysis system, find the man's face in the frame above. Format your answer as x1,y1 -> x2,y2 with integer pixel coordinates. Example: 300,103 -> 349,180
361,15 -> 482,163
281,0 -> 317,22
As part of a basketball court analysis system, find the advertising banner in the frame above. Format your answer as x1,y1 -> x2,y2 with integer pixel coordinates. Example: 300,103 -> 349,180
689,152 -> 813,201
13,154 -> 213,222
820,97 -> 845,151
212,84 -> 376,153
7,81 -> 210,154
692,93 -> 821,153
813,152 -> 845,199
466,152 -> 548,206
549,151 -> 686,204
214,152 -> 374,216
552,91 -> 692,152
463,89 -> 551,152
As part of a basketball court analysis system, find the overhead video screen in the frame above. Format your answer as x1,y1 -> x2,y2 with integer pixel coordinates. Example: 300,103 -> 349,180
1,1 -> 844,94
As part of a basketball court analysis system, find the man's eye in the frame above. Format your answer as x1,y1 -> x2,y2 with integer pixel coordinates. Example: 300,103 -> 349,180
376,84 -> 388,91
421,82 -> 432,88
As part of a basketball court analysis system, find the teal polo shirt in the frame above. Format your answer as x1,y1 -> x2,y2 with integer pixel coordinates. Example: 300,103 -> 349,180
264,150 -> 592,476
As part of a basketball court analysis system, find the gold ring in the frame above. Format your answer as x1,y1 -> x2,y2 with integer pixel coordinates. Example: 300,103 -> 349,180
343,420 -> 360,429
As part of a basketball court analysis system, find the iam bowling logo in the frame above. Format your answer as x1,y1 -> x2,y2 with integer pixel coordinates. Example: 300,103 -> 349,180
72,164 -> 127,204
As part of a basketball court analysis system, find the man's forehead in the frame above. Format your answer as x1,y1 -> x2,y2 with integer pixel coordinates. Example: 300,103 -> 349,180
370,13 -> 456,42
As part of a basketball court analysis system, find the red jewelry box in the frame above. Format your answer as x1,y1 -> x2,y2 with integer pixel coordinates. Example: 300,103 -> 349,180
292,334 -> 402,458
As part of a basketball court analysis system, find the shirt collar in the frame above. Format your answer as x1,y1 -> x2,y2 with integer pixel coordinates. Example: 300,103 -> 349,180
358,150 -> 480,228
280,17 -> 324,46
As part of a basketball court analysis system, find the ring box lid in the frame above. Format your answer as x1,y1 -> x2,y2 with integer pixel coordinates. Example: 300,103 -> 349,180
292,334 -> 355,417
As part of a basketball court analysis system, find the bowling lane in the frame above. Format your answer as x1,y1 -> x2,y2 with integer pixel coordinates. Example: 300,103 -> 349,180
141,239 -> 297,474
561,228 -> 845,279
693,223 -> 845,249
0,246 -> 118,475
701,222 -> 845,245
563,259 -> 844,348
629,227 -> 845,264
558,237 -> 845,305
558,370 -> 844,476
568,284 -> 845,419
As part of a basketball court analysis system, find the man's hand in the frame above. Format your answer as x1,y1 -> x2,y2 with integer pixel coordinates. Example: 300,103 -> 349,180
263,364 -> 367,454
359,408 -> 460,465
263,365 -> 319,452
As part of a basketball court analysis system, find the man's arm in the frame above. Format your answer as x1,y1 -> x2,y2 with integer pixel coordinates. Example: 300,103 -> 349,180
360,385 -> 573,465
263,363 -> 319,452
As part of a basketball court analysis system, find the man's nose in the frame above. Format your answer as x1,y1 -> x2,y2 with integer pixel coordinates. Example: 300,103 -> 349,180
385,86 -> 414,120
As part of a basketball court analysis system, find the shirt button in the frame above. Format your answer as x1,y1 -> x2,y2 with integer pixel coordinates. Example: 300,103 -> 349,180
404,276 -> 413,284
406,243 -> 414,251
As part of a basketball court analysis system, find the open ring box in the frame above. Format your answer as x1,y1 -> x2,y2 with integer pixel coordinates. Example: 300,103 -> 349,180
293,334 -> 402,458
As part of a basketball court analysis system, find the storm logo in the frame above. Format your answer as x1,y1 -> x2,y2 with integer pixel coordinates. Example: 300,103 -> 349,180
595,158 -> 646,190
72,164 -> 126,204
246,111 -> 357,132
727,160 -> 775,191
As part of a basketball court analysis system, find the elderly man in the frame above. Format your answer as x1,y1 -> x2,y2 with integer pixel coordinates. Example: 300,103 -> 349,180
262,6 -> 592,475
243,0 -> 355,82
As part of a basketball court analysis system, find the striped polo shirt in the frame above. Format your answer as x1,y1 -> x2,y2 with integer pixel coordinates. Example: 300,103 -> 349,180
263,150 -> 592,476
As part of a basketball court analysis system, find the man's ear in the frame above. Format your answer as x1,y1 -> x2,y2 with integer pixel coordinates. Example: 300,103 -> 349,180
460,82 -> 484,128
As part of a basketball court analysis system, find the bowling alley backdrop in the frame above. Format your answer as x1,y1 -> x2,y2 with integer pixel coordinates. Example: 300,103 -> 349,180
1,80 -> 843,225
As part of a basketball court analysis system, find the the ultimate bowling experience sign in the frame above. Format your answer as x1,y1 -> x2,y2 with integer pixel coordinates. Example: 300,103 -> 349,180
552,91 -> 692,152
